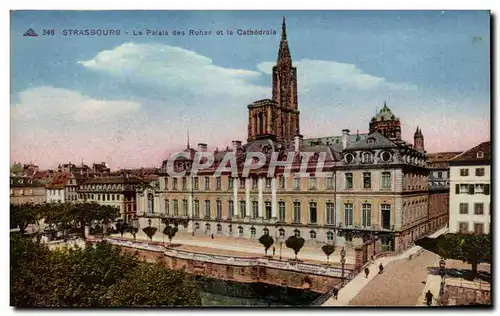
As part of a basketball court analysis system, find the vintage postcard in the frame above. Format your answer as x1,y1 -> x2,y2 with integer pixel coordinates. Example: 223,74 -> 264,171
9,10 -> 491,308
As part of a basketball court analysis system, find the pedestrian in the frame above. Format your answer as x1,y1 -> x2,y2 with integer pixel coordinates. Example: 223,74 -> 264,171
272,246 -> 276,256
364,267 -> 370,278
211,234 -> 214,239
425,290 -> 434,306
378,263 -> 384,274
332,286 -> 339,300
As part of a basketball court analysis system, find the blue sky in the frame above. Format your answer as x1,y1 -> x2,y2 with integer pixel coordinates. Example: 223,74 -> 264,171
10,10 -> 490,168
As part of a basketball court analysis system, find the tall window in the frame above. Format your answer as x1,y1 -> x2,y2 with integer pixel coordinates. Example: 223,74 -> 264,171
279,175 -> 285,189
474,223 -> 484,234
240,178 -> 246,189
459,203 -> 469,214
182,199 -> 188,216
173,178 -> 178,190
182,177 -> 187,190
216,200 -> 222,219
240,200 -> 246,218
252,177 -> 258,189
228,200 -> 234,218
164,178 -> 169,190
381,172 -> 391,189
326,202 -> 335,224
265,178 -> 272,189
193,200 -> 200,218
309,202 -> 317,224
475,168 -> 485,176
204,200 -> 211,218
293,202 -> 301,223
173,199 -> 178,216
293,175 -> 300,189
363,172 -> 372,189
344,203 -> 353,226
216,177 -> 222,190
278,201 -> 286,222
193,177 -> 199,190
204,177 -> 210,190
474,203 -> 484,215
252,201 -> 259,218
362,203 -> 372,227
228,177 -> 234,190
265,201 -> 272,219
165,199 -> 170,215
326,176 -> 334,189
345,173 -> 353,189
309,176 -> 317,189
147,193 -> 154,214
460,168 -> 469,176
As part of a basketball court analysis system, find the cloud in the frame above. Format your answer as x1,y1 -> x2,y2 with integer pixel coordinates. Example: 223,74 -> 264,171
11,86 -> 141,121
257,59 -> 417,92
78,43 -> 269,99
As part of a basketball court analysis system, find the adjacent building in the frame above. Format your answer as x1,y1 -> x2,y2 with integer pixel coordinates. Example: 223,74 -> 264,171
10,177 -> 47,205
448,142 -> 491,234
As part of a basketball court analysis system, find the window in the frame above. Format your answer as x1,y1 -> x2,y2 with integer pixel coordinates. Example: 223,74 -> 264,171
252,178 -> 258,189
477,151 -> 484,159
474,223 -> 484,234
362,203 -> 372,227
309,176 -> 317,189
475,168 -> 485,176
362,152 -> 373,163
216,177 -> 221,190
173,178 -> 178,190
239,178 -> 246,189
252,201 -> 259,218
250,227 -> 256,238
263,228 -> 270,236
326,176 -> 334,189
193,177 -> 199,190
98,194 -> 101,201
204,177 -> 210,190
147,193 -> 154,214
265,201 -> 272,219
293,175 -> 300,189
182,199 -> 188,216
182,177 -> 187,190
326,202 -> 335,225
216,200 -> 222,219
238,226 -> 244,237
279,228 -> 285,237
217,224 -> 223,234
474,203 -> 484,215
459,184 -> 469,194
326,231 -> 334,242
309,230 -> 317,240
381,172 -> 391,189
228,177 -> 234,190
475,184 -> 484,194
205,223 -> 211,233
344,203 -> 353,226
265,178 -> 271,189
228,200 -> 234,218
165,199 -> 170,215
345,173 -> 353,189
193,200 -> 200,218
458,222 -> 469,233
111,194 -> 115,201
240,201 -> 246,218
460,169 -> 469,176
293,202 -> 301,223
204,200 -> 211,218
309,202 -> 317,224
173,200 -> 179,216
278,201 -> 286,222
107,194 -> 110,201
437,171 -> 443,179
279,175 -> 285,189
294,229 -> 301,238
363,172 -> 372,189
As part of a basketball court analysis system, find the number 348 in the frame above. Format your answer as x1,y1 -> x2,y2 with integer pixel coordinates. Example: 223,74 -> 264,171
42,29 -> 55,36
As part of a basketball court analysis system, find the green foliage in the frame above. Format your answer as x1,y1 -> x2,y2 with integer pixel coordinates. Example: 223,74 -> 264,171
10,234 -> 201,307
143,226 -> 158,241
321,244 -> 336,264
10,203 -> 40,233
285,236 -> 305,260
258,234 -> 275,255
115,220 -> 128,238
163,225 -> 179,244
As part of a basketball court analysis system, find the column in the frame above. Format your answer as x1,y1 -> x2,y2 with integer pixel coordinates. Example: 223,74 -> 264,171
258,177 -> 264,218
394,196 -> 402,231
187,177 -> 194,233
245,178 -> 251,218
271,178 -> 277,219
233,177 -> 239,217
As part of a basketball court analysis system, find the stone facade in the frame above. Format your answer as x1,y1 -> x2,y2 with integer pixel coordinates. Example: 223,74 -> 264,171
10,177 -> 46,205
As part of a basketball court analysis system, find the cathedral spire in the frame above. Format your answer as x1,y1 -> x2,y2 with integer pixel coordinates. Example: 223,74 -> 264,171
187,129 -> 190,149
282,16 -> 287,41
277,16 -> 291,64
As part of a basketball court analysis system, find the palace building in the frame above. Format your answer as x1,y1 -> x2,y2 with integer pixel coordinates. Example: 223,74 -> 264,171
136,18 -> 435,253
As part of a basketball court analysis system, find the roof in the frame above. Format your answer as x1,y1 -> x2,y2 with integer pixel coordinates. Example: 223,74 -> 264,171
10,177 -> 45,187
46,172 -> 70,189
426,151 -> 462,169
449,141 -> 491,165
82,175 -> 143,185
346,132 -> 398,150
304,133 -> 369,146
372,102 -> 399,122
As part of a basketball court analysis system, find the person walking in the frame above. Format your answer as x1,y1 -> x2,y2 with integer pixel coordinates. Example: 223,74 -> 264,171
332,286 -> 339,300
211,234 -> 214,239
378,263 -> 384,274
272,246 -> 276,256
364,267 -> 370,278
425,290 -> 434,306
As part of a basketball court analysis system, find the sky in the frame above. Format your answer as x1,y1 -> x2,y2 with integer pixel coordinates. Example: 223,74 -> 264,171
10,10 -> 491,169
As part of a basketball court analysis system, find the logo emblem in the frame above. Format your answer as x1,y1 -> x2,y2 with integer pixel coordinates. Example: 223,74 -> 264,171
23,29 -> 38,37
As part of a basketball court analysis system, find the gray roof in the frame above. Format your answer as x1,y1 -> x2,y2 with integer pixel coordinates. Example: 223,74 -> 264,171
346,132 -> 398,150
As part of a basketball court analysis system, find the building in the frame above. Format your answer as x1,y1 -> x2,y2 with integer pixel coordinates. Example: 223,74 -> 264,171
426,151 -> 462,232
448,142 -> 491,234
136,18 -> 436,253
10,177 -> 46,205
46,171 -> 89,203
77,174 -> 144,222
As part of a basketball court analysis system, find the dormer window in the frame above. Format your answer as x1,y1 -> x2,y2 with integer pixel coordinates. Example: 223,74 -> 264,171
477,151 -> 484,159
344,153 -> 354,164
367,137 -> 375,144
19,179 -> 23,184
381,151 -> 392,163
362,152 -> 373,164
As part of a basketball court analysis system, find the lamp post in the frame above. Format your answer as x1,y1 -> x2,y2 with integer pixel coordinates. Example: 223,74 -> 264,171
340,246 -> 346,286
279,236 -> 285,260
132,217 -> 140,241
439,258 -> 446,301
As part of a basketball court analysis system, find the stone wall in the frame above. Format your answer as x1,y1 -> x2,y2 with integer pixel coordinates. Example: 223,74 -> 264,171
441,283 -> 491,306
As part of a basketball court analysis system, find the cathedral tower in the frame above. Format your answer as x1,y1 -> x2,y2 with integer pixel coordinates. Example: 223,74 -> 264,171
369,102 -> 402,140
414,126 -> 425,152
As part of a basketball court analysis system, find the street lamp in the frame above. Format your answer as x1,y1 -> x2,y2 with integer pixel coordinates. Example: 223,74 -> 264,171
279,235 -> 285,260
132,217 -> 140,241
340,247 -> 346,286
439,258 -> 446,303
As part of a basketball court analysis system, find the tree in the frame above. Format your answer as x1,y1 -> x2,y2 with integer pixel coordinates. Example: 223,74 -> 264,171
321,244 -> 336,265
163,225 -> 178,245
143,226 -> 158,241
285,236 -> 305,261
10,203 -> 39,234
258,234 -> 275,256
115,220 -> 128,238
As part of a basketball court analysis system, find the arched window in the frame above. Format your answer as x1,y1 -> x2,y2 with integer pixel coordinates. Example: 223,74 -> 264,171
238,226 -> 244,237
217,224 -> 222,234
147,193 -> 154,214
194,222 -> 200,230
279,228 -> 286,237
263,228 -> 269,236
250,227 -> 256,238
258,112 -> 264,134
326,231 -> 335,242
205,223 -> 211,233
294,229 -> 301,238
309,230 -> 316,240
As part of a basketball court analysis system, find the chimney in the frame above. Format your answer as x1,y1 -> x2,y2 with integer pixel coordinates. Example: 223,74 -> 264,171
341,129 -> 350,150
294,134 -> 303,152
232,140 -> 242,152
197,143 -> 208,152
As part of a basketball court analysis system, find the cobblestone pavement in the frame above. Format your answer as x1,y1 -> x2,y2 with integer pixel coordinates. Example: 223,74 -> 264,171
348,249 -> 439,306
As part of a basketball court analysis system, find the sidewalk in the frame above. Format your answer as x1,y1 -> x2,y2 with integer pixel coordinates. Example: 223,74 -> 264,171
322,245 -> 424,306
416,257 -> 442,306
